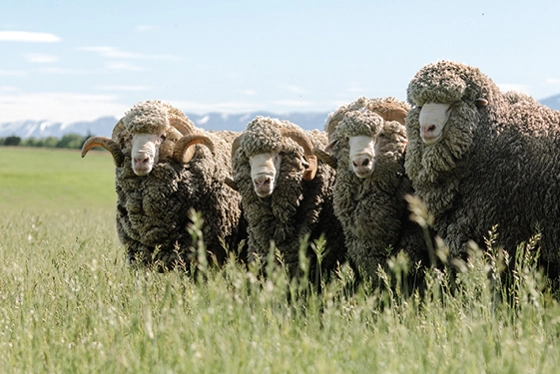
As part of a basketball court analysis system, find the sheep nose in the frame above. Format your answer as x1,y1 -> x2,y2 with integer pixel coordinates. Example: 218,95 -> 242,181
254,175 -> 271,189
421,125 -> 437,137
134,154 -> 150,165
352,158 -> 370,168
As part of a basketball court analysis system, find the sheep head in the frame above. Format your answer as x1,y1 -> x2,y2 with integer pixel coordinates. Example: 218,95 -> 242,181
326,111 -> 386,179
407,60 -> 499,146
232,117 -> 318,198
81,101 -> 198,174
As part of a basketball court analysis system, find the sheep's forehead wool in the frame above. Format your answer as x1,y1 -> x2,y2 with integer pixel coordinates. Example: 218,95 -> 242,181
325,96 -> 410,136
338,111 -> 384,138
407,60 -> 497,107
123,100 -> 171,134
241,116 -> 286,157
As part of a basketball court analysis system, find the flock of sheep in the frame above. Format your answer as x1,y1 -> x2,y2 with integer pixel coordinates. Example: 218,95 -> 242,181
82,60 -> 560,286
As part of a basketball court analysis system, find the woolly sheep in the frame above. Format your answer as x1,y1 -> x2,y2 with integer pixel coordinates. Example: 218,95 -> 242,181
405,60 -> 560,276
81,100 -> 244,269
315,98 -> 429,281
229,116 -> 347,279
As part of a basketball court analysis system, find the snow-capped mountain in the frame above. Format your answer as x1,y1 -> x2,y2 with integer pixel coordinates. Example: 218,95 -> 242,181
0,112 -> 331,139
1,94 -> 559,139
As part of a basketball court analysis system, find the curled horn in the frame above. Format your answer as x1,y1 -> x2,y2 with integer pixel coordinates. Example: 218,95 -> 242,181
313,147 -> 337,169
81,136 -> 125,167
380,106 -> 409,126
280,128 -> 318,181
230,135 -> 243,159
173,134 -> 215,163
111,118 -> 126,142
168,116 -> 195,136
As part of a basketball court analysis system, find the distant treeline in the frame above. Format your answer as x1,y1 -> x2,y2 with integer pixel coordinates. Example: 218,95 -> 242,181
0,133 -> 90,149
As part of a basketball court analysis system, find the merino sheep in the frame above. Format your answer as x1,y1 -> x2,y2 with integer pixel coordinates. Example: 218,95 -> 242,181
229,116 -> 347,279
81,100 -> 244,269
315,98 -> 429,282
405,60 -> 560,276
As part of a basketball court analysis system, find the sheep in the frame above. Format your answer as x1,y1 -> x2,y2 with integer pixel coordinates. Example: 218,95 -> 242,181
405,60 -> 560,277
229,116 -> 347,280
81,100 -> 244,269
314,98 -> 429,283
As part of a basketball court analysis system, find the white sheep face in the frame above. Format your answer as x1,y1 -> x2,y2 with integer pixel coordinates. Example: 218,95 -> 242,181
131,132 -> 165,176
249,152 -> 282,197
348,135 -> 375,179
418,102 -> 451,145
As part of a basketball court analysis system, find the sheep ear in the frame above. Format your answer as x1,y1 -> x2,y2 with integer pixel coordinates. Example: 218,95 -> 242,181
313,147 -> 337,169
224,177 -> 238,191
475,98 -> 488,108
324,139 -> 338,153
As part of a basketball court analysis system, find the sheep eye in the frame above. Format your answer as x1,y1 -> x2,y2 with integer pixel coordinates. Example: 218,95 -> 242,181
160,134 -> 167,140
379,133 -> 386,138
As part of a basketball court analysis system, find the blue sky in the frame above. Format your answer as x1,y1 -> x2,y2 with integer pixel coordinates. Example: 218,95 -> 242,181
1,0 -> 560,123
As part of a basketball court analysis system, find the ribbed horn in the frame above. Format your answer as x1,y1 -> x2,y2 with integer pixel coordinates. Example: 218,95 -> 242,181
231,135 -> 243,159
280,128 -> 318,181
111,118 -> 126,142
173,134 -> 215,163
81,136 -> 125,167
168,116 -> 195,136
313,147 -> 337,169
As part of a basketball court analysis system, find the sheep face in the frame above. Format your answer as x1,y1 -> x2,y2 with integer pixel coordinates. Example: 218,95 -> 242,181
249,151 -> 282,197
418,103 -> 451,145
130,131 -> 166,176
348,135 -> 375,178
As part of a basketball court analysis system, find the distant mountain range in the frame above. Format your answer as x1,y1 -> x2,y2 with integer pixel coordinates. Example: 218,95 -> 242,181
2,94 -> 560,139
0,112 -> 331,139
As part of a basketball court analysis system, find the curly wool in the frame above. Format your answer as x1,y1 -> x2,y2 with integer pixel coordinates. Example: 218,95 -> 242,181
405,60 -> 560,274
329,109 -> 428,279
325,96 -> 410,140
112,103 -> 243,269
232,116 -> 346,277
122,100 -> 174,134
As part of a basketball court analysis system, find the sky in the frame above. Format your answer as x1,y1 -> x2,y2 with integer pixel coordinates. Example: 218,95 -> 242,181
1,0 -> 560,124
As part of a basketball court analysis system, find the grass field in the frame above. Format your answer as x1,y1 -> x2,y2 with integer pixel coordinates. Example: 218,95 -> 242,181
1,147 -> 560,373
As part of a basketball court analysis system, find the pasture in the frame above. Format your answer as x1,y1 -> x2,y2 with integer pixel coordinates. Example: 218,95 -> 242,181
1,147 -> 560,373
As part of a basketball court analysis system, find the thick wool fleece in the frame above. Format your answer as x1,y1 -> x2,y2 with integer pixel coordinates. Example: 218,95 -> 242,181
114,108 -> 243,269
123,100 -> 171,134
405,60 -> 560,275
232,116 -> 346,277
329,110 -> 428,279
325,96 -> 410,140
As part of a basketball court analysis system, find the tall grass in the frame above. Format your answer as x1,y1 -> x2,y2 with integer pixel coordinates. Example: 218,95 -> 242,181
1,148 -> 560,373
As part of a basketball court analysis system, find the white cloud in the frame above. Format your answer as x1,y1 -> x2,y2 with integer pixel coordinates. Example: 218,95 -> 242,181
38,67 -> 84,74
282,85 -> 310,95
0,31 -> 60,42
0,92 -> 128,123
169,100 -> 266,114
0,86 -> 17,92
27,53 -> 58,63
240,89 -> 256,96
80,46 -> 179,61
136,25 -> 158,32
0,69 -> 26,76
96,85 -> 149,91
106,62 -> 147,71
346,86 -> 368,93
271,100 -> 315,108
546,78 -> 560,85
